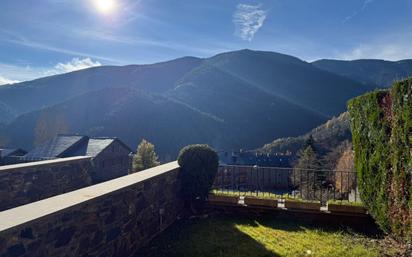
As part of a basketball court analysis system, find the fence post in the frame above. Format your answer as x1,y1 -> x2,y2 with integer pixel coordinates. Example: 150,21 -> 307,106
355,173 -> 358,202
256,166 -> 259,197
341,170 -> 344,200
333,171 -> 336,200
347,171 -> 350,201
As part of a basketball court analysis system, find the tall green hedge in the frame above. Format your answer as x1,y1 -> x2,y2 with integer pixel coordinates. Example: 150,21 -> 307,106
348,78 -> 412,241
390,80 -> 412,239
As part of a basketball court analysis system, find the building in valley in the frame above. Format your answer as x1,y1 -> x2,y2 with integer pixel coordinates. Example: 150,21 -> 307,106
22,134 -> 133,182
0,148 -> 27,165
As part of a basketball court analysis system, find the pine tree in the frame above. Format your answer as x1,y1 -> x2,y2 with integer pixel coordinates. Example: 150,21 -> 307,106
303,135 -> 315,150
292,145 -> 322,199
132,139 -> 160,173
295,145 -> 320,170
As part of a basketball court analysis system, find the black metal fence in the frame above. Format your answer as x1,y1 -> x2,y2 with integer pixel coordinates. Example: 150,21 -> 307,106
212,165 -> 359,203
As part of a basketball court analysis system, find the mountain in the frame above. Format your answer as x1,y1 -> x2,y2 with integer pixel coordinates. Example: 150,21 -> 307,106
260,112 -> 351,159
168,50 -> 372,147
0,56 -> 202,123
1,87 -> 231,159
173,50 -> 373,118
0,49 -> 376,158
312,59 -> 412,87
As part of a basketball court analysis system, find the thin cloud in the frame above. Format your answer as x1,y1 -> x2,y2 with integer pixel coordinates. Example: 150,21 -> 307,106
0,58 -> 101,84
362,0 -> 375,10
343,0 -> 376,23
0,75 -> 20,86
233,4 -> 267,41
46,57 -> 101,75
339,42 -> 412,61
0,62 -> 45,82
0,28 -> 123,64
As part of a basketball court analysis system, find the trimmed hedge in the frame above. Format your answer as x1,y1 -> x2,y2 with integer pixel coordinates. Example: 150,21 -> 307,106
177,144 -> 219,201
348,90 -> 391,233
390,80 -> 412,239
348,78 -> 412,241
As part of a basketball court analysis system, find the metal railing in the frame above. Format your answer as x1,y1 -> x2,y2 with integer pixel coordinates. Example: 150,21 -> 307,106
212,165 -> 359,203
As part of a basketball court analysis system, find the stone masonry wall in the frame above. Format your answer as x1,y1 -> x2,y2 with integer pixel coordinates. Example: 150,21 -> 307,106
0,162 -> 183,257
0,157 -> 92,211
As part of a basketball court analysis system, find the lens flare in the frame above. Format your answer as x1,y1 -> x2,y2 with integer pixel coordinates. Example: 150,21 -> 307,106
93,0 -> 116,14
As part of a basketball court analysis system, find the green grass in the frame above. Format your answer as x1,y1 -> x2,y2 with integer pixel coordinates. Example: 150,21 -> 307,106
210,189 -> 282,199
327,200 -> 364,207
136,215 -> 382,257
210,190 -> 321,203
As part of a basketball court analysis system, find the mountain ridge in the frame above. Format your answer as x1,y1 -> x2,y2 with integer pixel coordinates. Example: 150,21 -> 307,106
0,56 -> 203,123
312,58 -> 412,87
1,49 -> 398,158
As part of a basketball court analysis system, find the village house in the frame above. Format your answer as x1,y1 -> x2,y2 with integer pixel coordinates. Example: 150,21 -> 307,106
22,134 -> 133,182
0,148 -> 27,165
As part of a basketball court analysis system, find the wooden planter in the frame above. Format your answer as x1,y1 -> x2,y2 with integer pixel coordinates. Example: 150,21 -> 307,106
284,200 -> 321,211
327,204 -> 367,214
244,196 -> 278,208
208,194 -> 239,205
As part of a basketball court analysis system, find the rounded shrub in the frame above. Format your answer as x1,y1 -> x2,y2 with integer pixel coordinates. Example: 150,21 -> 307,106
177,144 -> 219,201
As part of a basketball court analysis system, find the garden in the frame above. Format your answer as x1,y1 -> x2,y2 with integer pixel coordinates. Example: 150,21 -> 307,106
136,214 -> 394,257
141,81 -> 412,257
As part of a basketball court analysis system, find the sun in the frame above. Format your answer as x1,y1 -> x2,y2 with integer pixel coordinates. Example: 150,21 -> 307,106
93,0 -> 116,14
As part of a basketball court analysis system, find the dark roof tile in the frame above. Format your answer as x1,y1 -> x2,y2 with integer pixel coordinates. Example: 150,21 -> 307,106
23,135 -> 130,161
24,135 -> 87,160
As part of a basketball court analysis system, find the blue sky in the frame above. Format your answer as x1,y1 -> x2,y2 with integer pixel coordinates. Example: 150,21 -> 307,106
1,0 -> 412,84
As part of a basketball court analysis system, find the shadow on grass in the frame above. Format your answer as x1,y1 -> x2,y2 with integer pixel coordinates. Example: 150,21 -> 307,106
135,216 -> 281,257
134,214 -> 379,257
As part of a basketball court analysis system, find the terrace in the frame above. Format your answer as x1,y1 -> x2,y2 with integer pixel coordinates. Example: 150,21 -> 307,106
135,165 -> 395,257
0,162 -> 400,256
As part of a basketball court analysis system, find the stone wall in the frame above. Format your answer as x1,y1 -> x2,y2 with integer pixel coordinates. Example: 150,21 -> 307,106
0,156 -> 92,211
0,162 -> 183,257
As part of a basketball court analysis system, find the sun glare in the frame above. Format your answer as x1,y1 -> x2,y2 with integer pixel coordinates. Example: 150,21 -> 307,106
93,0 -> 116,14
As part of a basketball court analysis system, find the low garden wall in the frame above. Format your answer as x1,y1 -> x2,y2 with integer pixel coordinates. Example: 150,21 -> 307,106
0,157 -> 93,211
0,161 -> 183,257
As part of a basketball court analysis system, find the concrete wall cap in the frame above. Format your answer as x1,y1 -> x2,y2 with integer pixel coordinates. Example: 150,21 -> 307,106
0,156 -> 92,172
0,161 -> 179,232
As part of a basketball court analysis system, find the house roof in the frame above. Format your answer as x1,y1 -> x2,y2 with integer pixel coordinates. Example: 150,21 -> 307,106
0,148 -> 27,158
69,138 -> 116,157
23,135 -> 131,161
24,135 -> 87,161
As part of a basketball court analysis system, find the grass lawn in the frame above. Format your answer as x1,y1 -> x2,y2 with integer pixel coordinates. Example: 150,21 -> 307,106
136,215 -> 383,257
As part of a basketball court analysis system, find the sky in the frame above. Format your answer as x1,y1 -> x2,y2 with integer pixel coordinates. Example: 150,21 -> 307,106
1,0 -> 412,84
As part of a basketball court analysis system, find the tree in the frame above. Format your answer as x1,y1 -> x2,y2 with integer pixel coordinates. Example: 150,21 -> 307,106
321,140 -> 351,170
294,145 -> 319,170
292,145 -> 322,199
334,146 -> 356,193
35,111 -> 69,146
303,135 -> 315,150
132,139 -> 160,172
